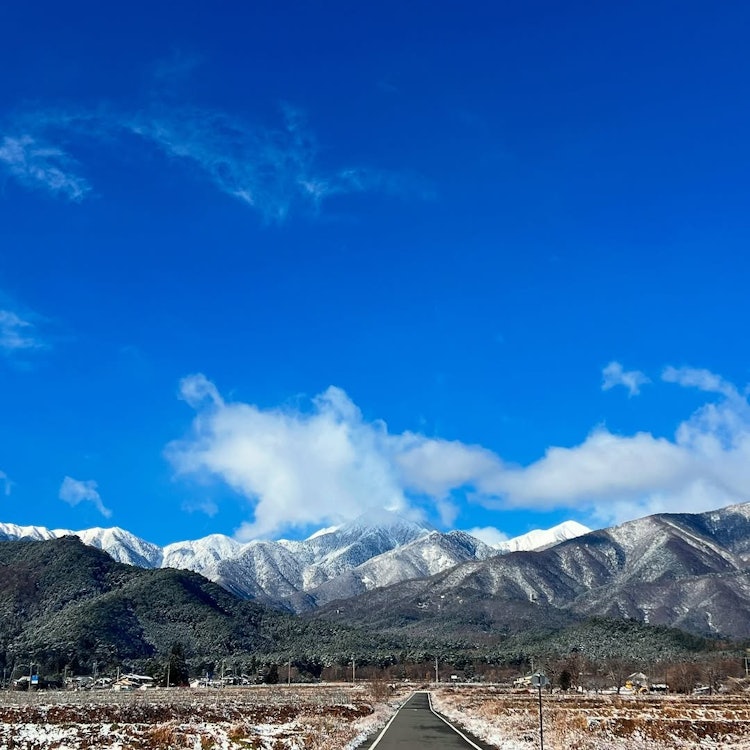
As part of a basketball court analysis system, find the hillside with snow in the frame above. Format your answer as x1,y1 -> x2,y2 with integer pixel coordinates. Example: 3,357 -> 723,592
0,511 -> 590,609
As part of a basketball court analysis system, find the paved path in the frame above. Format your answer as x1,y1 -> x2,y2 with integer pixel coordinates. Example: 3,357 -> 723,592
359,691 -> 496,749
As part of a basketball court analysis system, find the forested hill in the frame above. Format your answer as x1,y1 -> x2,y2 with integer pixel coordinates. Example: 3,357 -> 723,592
0,536 -> 398,677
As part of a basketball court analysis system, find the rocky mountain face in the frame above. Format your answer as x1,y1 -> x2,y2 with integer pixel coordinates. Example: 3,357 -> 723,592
0,511 -> 589,610
310,503 -> 750,640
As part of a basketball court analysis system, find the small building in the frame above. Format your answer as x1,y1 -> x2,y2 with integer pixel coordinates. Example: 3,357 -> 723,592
113,674 -> 155,691
625,672 -> 649,692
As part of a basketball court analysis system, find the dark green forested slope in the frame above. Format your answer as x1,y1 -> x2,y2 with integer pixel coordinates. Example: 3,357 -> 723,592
0,536 -> 399,676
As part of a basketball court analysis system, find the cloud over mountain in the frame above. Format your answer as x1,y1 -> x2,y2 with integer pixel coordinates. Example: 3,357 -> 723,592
59,477 -> 111,518
168,367 -> 750,537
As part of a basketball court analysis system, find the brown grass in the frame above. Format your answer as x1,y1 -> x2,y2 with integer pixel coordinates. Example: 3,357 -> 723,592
0,685 -> 381,750
433,686 -> 750,748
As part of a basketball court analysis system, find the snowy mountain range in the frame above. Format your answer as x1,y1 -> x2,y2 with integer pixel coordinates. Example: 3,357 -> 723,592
0,512 -> 590,610
312,502 -> 750,640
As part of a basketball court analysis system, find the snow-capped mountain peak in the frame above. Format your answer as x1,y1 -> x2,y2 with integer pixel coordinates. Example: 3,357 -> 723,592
336,508 -> 432,537
0,513 -> 593,612
162,534 -> 243,571
73,526 -> 163,567
493,520 -> 591,553
305,524 -> 341,541
0,522 -> 63,542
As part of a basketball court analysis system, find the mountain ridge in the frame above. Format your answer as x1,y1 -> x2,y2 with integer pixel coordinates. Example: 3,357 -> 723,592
309,502 -> 750,639
0,512 -> 591,608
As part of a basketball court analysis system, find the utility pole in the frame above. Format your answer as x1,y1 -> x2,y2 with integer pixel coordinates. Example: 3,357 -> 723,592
166,662 -> 171,689
435,656 -> 439,684
287,658 -> 291,686
351,656 -> 356,684
531,672 -> 549,750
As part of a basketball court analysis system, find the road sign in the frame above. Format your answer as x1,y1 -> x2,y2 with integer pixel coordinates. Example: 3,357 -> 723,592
30,674 -> 39,685
531,672 -> 549,688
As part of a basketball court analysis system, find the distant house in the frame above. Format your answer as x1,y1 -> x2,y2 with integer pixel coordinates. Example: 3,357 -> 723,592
112,674 -> 155,691
513,675 -> 533,688
12,676 -> 30,691
625,672 -> 649,692
12,675 -> 57,691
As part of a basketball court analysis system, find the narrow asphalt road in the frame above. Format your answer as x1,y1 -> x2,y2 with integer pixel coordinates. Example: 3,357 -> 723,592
359,691 -> 497,749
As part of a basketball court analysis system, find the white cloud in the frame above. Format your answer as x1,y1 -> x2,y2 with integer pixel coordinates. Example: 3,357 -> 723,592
181,498 -> 219,517
393,433 -> 503,497
178,373 -> 224,409
479,366 -> 750,524
0,310 -> 43,353
3,103 -> 424,220
59,476 -> 112,518
0,471 -> 11,497
484,429 -> 694,507
168,379 -> 410,539
662,365 -> 738,398
168,367 -> 750,539
0,135 -> 90,201
127,106 -> 425,221
465,526 -> 509,546
601,360 -> 650,396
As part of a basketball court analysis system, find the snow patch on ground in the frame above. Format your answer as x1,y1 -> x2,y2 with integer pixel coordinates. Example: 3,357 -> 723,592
431,687 -> 750,750
0,685 -> 404,750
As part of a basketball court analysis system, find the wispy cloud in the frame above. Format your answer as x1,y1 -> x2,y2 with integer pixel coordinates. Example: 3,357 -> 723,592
601,360 -> 650,396
59,476 -> 112,518
168,366 -> 750,538
2,101 -> 424,221
662,365 -> 738,399
127,104 -> 396,222
0,135 -> 90,201
0,309 -> 44,354
0,471 -> 11,497
181,498 -> 219,517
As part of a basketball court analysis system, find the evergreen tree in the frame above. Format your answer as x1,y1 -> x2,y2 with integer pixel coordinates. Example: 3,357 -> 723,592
165,642 -> 189,686
263,663 -> 279,684
559,668 -> 572,691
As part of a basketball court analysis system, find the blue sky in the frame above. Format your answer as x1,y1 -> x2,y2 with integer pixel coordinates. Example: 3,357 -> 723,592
2,1 -> 750,545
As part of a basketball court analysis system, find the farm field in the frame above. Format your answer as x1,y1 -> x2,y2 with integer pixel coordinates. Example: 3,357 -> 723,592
0,684 -> 402,750
432,686 -> 750,749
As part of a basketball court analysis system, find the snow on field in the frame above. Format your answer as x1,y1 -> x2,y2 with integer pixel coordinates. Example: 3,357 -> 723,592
0,684 -> 403,750
431,687 -> 750,749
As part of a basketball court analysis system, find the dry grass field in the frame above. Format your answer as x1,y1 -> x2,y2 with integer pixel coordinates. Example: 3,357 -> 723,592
6,683 -> 748,749
432,686 -> 750,749
0,684 -> 402,750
